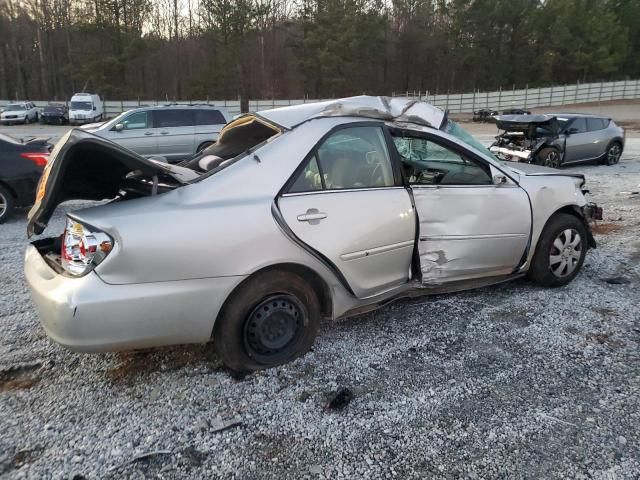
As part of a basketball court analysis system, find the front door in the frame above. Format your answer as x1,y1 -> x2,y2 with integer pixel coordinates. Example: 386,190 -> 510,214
108,110 -> 157,157
278,125 -> 416,298
563,117 -> 595,162
391,133 -> 531,284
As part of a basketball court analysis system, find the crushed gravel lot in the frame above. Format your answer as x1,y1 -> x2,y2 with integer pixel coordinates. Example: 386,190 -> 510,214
1,122 -> 639,479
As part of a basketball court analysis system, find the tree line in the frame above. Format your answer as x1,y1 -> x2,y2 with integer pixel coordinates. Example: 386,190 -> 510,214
0,0 -> 638,101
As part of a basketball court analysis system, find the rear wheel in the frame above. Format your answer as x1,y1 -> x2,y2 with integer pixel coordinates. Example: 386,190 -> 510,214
604,141 -> 622,165
197,141 -> 214,153
537,147 -> 561,168
528,213 -> 587,287
214,270 -> 321,372
0,185 -> 15,224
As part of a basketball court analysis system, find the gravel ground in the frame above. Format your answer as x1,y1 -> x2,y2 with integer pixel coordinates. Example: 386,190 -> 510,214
1,122 -> 639,479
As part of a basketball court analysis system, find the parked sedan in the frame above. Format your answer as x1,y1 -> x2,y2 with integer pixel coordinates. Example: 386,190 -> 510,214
490,113 -> 625,167
25,97 -> 601,372
0,133 -> 50,223
0,102 -> 39,125
40,103 -> 69,125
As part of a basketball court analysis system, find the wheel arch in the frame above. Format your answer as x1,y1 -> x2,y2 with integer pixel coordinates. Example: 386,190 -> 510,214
0,180 -> 18,201
543,204 -> 595,249
211,262 -> 333,338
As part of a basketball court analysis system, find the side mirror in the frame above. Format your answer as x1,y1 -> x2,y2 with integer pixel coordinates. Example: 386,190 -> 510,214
114,123 -> 125,132
493,173 -> 508,186
93,106 -> 97,111
566,127 -> 579,135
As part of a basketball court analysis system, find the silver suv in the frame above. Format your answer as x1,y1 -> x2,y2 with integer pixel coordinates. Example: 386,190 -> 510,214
84,104 -> 231,162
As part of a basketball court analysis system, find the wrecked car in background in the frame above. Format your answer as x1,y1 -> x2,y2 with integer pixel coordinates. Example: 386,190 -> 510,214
472,108 -> 498,122
24,96 -> 601,373
490,113 -> 625,167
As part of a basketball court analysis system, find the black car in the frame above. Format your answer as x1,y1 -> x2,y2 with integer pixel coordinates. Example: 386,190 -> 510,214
40,103 -> 69,125
0,133 -> 51,223
472,107 -> 498,122
502,107 -> 531,115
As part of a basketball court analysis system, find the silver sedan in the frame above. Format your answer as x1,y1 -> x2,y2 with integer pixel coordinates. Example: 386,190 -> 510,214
24,97 -> 602,372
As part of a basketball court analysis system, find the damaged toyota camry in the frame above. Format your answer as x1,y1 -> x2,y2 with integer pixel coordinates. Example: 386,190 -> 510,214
25,96 -> 602,372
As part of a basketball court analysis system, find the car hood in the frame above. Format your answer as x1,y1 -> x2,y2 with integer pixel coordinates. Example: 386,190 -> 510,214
501,161 -> 585,181
80,121 -> 106,130
494,114 -> 560,133
27,129 -> 196,237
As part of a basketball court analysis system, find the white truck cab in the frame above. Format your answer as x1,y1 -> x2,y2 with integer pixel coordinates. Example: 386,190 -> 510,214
69,93 -> 104,125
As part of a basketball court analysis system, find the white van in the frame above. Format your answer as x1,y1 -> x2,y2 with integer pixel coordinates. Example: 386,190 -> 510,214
69,93 -> 104,125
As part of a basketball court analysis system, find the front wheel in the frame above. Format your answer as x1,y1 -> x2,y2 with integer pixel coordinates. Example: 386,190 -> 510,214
536,147 -> 561,168
24,116 -> 29,125
528,213 -> 588,287
214,270 -> 320,372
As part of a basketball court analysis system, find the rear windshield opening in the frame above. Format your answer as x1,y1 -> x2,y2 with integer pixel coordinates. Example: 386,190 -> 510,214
185,116 -> 280,175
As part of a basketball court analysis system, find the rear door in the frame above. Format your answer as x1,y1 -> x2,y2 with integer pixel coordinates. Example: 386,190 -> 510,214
153,109 -> 196,161
391,132 -> 531,284
194,109 -> 227,149
278,125 -> 416,298
106,110 -> 157,157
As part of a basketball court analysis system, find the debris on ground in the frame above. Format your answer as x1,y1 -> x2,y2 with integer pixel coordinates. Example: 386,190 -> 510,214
325,388 -> 353,410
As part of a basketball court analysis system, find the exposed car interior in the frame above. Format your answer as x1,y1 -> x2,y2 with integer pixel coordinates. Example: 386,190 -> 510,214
392,135 -> 492,185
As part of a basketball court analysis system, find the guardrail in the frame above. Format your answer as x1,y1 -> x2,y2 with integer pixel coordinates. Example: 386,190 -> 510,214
2,79 -> 639,117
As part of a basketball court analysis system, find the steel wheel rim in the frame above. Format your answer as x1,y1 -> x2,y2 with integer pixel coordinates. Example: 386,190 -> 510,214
549,228 -> 582,277
0,192 -> 7,218
608,145 -> 621,164
544,151 -> 559,168
243,294 -> 306,362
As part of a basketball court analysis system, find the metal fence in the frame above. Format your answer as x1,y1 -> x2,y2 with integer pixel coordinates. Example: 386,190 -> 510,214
2,79 -> 639,117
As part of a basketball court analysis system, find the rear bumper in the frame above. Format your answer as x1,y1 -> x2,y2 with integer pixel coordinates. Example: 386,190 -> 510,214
24,245 -> 242,352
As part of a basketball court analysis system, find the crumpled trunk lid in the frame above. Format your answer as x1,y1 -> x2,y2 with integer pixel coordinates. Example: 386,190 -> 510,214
27,129 -> 194,237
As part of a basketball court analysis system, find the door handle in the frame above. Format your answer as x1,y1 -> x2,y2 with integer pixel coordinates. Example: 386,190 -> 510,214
297,208 -> 327,224
144,131 -> 153,136
160,131 -> 170,135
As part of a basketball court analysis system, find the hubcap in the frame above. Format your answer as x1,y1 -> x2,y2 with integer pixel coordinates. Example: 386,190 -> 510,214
549,228 -> 582,277
243,295 -> 305,361
544,151 -> 560,168
0,192 -> 7,218
607,145 -> 621,164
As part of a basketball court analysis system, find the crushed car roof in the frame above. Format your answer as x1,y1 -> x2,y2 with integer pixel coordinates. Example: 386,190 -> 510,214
257,96 -> 447,130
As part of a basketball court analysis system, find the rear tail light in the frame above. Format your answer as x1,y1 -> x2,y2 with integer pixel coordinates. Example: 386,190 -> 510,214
20,152 -> 49,167
61,218 -> 113,276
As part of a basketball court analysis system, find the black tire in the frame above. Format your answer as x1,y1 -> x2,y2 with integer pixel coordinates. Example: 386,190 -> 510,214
603,141 -> 622,166
197,141 -> 214,153
536,147 -> 561,168
0,185 -> 15,224
527,213 -> 588,288
214,270 -> 320,372
24,115 -> 30,125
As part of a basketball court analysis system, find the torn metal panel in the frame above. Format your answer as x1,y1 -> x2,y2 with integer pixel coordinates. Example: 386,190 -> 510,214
257,96 -> 446,130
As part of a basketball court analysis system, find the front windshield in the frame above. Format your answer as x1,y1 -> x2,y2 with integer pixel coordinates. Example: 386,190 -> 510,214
443,120 -> 498,160
6,104 -> 25,111
70,101 -> 92,110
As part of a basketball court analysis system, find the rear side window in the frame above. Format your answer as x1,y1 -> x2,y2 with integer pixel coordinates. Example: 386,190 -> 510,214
195,109 -> 226,126
287,126 -> 396,192
154,109 -> 194,128
587,118 -> 607,131
568,118 -> 587,133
